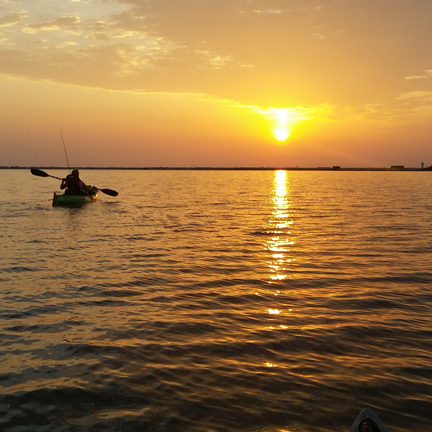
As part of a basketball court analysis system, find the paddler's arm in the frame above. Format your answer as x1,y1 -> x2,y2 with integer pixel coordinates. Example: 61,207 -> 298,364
60,179 -> 67,189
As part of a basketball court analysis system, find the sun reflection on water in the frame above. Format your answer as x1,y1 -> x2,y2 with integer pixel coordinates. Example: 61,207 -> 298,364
267,170 -> 294,284
259,170 -> 296,352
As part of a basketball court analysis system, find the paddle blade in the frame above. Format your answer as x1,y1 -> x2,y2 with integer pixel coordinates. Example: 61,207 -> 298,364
99,188 -> 118,197
31,168 -> 49,177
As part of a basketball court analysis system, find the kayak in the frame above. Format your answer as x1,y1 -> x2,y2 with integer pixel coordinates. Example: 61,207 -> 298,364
52,187 -> 99,207
349,408 -> 389,432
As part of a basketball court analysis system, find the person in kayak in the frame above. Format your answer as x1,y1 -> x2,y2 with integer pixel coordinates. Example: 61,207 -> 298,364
61,170 -> 89,195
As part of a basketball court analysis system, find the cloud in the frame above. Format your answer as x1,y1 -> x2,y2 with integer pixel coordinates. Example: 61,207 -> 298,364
0,12 -> 27,27
354,90 -> 432,127
253,9 -> 283,14
194,94 -> 335,126
405,70 -> 432,80
1,0 -> 432,111
397,91 -> 432,101
196,50 -> 234,69
242,104 -> 334,123
23,16 -> 82,34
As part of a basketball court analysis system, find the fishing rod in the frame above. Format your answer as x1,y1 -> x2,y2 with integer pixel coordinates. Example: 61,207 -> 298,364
60,128 -> 70,172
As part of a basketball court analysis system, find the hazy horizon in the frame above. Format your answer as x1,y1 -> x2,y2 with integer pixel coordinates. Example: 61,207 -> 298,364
4,165 -> 430,171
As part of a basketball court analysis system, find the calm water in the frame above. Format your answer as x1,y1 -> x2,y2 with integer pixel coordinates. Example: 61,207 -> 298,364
1,169 -> 432,432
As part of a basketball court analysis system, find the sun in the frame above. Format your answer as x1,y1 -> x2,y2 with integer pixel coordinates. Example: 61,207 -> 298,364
274,127 -> 290,142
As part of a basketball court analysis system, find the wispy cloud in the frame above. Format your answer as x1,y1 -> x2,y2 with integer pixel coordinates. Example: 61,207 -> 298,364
0,12 -> 27,27
23,16 -> 82,34
405,70 -> 432,80
397,91 -> 432,101
253,9 -> 283,14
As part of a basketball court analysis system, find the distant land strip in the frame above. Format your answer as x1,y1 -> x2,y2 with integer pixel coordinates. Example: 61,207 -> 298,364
2,166 -> 432,171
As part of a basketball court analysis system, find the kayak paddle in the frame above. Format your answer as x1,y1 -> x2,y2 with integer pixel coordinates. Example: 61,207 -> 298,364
30,168 -> 119,197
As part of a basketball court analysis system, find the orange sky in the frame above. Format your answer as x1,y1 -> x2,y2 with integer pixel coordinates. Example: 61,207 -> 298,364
1,0 -> 432,167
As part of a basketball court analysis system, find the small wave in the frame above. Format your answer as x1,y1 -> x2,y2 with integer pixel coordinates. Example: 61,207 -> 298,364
0,266 -> 42,273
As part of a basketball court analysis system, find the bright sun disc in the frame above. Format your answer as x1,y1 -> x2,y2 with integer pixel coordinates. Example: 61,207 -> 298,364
274,128 -> 289,141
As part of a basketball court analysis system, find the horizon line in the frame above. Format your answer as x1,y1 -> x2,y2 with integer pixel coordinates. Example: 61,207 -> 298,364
3,165 -> 431,171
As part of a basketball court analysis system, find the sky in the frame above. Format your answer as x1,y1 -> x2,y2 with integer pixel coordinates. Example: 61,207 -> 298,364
1,0 -> 432,168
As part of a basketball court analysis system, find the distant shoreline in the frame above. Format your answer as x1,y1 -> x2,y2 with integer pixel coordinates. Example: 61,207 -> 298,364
2,166 -> 431,171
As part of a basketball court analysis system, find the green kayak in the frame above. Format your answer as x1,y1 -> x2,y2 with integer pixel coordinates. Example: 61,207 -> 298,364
52,187 -> 99,207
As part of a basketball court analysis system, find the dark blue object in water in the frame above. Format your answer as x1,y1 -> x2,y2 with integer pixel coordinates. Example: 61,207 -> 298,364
349,408 -> 389,432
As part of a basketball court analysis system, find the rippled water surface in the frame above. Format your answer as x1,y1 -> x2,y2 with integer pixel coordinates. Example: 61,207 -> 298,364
1,169 -> 432,432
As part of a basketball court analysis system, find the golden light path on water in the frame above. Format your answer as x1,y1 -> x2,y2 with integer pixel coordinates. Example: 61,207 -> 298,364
268,170 -> 294,285
262,170 -> 295,373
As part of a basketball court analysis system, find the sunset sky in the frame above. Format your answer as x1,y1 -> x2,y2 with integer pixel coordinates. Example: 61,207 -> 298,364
1,0 -> 432,167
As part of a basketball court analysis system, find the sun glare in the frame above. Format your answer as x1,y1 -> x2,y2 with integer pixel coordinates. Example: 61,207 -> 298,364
274,127 -> 290,142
